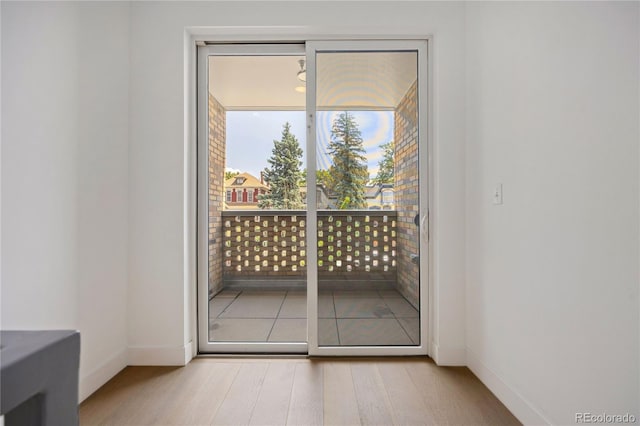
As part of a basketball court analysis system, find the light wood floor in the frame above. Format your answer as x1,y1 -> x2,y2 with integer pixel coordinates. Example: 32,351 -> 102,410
80,357 -> 520,426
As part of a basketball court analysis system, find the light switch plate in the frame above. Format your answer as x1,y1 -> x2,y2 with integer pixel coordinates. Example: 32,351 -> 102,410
493,183 -> 503,205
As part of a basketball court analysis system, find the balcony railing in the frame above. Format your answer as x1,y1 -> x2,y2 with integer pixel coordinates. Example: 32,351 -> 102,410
221,210 -> 398,285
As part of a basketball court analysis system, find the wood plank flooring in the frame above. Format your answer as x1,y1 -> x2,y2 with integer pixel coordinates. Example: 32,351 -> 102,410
79,357 -> 520,426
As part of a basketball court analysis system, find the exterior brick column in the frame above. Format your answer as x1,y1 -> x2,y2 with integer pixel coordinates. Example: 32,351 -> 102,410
208,94 -> 226,296
394,80 -> 419,308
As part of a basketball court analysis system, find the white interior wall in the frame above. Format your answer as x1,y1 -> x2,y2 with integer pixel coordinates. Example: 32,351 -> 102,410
75,3 -> 130,399
465,2 -> 640,424
2,1 -> 80,331
127,1 -> 467,365
2,1 -> 638,422
1,1 -> 130,401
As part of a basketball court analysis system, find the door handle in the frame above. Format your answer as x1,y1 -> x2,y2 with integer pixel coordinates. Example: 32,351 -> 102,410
414,213 -> 429,240
421,213 -> 429,240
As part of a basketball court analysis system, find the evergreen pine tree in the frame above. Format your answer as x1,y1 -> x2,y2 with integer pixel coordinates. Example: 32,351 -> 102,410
258,122 -> 305,209
372,140 -> 394,185
327,112 -> 369,209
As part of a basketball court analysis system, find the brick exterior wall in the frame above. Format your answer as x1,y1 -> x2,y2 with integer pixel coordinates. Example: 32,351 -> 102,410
208,94 -> 226,295
222,212 -> 307,281
222,211 -> 397,287
394,80 -> 420,308
316,211 -> 396,281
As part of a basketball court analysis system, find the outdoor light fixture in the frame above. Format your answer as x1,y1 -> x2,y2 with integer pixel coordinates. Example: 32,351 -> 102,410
297,59 -> 306,82
294,58 -> 306,93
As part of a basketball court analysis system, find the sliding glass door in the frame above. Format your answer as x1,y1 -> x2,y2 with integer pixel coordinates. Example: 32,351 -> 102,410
198,40 -> 428,355
305,41 -> 428,355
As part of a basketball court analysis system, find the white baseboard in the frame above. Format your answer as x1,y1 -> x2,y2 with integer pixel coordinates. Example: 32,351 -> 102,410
466,347 -> 551,425
431,342 -> 466,365
79,348 -> 127,402
128,341 -> 193,366
184,340 -> 194,363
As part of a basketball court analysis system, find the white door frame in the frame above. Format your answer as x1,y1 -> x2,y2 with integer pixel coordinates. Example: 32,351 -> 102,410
197,43 -> 308,354
197,39 -> 430,356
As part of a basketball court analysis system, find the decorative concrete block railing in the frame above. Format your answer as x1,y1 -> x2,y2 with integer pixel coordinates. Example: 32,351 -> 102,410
221,210 -> 398,283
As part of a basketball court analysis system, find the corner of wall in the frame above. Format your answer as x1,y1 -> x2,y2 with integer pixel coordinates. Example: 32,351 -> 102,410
431,342 -> 466,366
128,342 -> 193,366
466,347 -> 551,425
79,348 -> 128,402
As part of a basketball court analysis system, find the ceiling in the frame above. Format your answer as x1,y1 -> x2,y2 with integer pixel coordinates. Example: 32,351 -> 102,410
209,52 -> 417,110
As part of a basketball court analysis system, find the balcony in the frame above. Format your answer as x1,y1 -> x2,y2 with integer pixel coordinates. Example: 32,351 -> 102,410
209,209 -> 420,345
221,210 -> 398,289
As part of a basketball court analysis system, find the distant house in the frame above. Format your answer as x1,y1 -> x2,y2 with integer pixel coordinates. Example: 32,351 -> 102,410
316,183 -> 395,210
365,183 -> 395,210
224,172 -> 269,210
226,175 -> 394,210
316,184 -> 335,209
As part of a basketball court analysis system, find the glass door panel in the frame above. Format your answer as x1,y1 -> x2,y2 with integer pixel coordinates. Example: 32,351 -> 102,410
198,44 -> 308,353
307,42 -> 427,354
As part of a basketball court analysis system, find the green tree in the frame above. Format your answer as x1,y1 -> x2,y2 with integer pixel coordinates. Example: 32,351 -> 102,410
224,170 -> 240,180
258,122 -> 305,209
327,112 -> 368,209
316,168 -> 337,195
372,141 -> 394,185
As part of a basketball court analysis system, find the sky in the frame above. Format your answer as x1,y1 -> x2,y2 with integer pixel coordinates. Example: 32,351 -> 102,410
225,110 -> 394,179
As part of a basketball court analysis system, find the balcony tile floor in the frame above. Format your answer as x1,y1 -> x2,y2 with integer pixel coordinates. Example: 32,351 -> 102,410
208,288 -> 419,346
